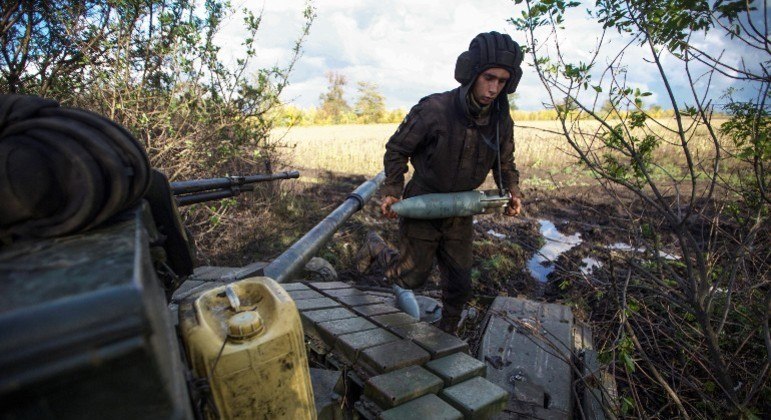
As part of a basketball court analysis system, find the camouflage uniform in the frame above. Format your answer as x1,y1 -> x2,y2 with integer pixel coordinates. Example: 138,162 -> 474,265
380,85 -> 521,330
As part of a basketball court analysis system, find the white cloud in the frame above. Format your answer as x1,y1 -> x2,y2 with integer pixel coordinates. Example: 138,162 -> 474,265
215,0 -> 763,111
223,0 -> 524,109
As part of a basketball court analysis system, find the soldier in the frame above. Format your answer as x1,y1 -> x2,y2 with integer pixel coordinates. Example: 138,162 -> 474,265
359,31 -> 524,334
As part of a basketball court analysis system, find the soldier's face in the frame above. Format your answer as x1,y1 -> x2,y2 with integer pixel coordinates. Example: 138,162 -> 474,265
472,68 -> 510,106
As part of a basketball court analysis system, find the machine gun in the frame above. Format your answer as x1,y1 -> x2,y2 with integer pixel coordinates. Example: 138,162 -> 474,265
170,170 -> 300,206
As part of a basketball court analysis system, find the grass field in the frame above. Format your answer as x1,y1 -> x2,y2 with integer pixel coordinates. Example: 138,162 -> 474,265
272,118 -> 725,189
272,121 -> 580,176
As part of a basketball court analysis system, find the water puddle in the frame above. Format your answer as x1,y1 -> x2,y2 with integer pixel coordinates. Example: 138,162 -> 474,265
581,257 -> 602,275
608,242 -> 679,260
486,229 -> 507,239
527,220 -> 583,282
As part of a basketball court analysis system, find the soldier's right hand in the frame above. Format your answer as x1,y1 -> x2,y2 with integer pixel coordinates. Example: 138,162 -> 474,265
381,196 -> 400,219
504,195 -> 522,217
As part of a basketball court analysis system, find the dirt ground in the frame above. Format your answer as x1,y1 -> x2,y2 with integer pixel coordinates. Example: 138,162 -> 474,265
190,167 -> 649,343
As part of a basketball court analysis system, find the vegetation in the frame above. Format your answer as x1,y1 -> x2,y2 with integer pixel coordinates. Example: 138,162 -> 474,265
1,0 -> 314,180
1,0 -> 316,255
274,104 -> 406,127
274,119 -> 727,178
3,3 -> 767,418
275,74 -> 405,126
354,81 -> 387,123
317,71 -> 353,124
273,104 -> 685,127
512,0 -> 769,417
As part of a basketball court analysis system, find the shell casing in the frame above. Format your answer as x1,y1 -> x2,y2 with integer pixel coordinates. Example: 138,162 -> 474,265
391,190 -> 509,219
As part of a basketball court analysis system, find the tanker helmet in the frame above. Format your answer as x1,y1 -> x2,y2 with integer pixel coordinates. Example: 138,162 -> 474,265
454,31 -> 523,94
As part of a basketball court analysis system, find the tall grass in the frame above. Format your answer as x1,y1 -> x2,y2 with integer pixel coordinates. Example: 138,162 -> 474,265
273,119 -> 728,180
273,121 -> 580,177
273,123 -> 394,176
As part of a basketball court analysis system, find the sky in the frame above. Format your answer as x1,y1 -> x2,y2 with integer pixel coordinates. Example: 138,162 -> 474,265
216,0 -> 765,111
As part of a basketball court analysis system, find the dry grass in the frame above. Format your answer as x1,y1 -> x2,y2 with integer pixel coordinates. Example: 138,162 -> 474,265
272,123 -> 393,176
272,118 -> 726,185
272,121 -> 579,178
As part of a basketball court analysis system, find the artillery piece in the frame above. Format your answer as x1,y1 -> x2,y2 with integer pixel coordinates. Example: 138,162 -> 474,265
0,96 -> 612,419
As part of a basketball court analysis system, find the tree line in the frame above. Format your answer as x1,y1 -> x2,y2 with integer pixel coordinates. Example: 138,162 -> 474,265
272,71 -> 687,127
273,71 -> 405,126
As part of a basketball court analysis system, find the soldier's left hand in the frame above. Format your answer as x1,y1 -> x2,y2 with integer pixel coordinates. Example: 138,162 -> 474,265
504,195 -> 521,217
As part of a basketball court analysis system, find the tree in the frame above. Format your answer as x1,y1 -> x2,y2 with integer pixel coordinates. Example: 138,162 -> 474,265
508,92 -> 520,110
318,71 -> 351,124
0,1 -> 108,96
354,81 -> 386,123
512,0 -> 769,417
599,99 -> 616,118
0,0 -> 316,178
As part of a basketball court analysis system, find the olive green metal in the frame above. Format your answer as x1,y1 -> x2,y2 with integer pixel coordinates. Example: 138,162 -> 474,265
391,190 -> 509,219
440,377 -> 509,419
424,352 -> 487,387
232,172 -> 386,282
379,394 -> 463,420
364,365 -> 443,408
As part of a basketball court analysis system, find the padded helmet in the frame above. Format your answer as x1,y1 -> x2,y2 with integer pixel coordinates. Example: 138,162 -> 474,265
454,31 -> 523,94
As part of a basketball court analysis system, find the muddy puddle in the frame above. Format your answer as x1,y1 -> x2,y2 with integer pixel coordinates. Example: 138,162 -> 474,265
523,219 -> 680,285
527,219 -> 582,282
608,242 -> 679,260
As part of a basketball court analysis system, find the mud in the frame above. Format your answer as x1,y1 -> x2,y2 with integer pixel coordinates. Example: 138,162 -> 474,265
188,168 -> 691,322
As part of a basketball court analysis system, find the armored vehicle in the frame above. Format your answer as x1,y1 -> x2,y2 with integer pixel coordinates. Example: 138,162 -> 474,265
0,96 -> 611,419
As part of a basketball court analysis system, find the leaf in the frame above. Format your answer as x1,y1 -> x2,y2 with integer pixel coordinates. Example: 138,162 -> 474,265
621,396 -> 635,415
622,352 -> 636,372
704,381 -> 716,393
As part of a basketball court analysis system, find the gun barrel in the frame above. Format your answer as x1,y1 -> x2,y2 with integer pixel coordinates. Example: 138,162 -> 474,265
241,170 -> 300,184
174,185 -> 255,206
170,170 -> 299,195
231,172 -> 386,282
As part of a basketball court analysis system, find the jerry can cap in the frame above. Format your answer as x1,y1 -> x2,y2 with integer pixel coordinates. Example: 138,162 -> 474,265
227,310 -> 264,339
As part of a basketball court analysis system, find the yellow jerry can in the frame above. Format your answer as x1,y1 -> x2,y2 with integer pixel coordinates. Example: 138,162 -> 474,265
179,277 -> 316,419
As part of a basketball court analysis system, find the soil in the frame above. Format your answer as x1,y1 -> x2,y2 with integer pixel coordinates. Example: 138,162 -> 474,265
189,167 -> 648,341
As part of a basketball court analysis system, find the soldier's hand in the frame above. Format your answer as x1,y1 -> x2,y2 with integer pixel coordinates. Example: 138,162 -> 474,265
381,196 -> 400,219
504,195 -> 522,217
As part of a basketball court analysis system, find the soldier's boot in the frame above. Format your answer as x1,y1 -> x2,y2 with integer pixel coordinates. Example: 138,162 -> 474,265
354,231 -> 388,273
438,303 -> 463,336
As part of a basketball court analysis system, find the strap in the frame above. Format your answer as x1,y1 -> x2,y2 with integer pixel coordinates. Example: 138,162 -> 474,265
495,102 -> 504,196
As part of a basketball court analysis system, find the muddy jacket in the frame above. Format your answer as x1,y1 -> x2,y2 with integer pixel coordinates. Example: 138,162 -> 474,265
382,87 -> 520,200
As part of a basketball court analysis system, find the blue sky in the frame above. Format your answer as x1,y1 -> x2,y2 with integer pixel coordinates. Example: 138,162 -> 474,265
217,0 -> 765,111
